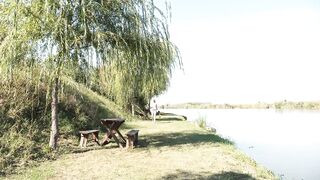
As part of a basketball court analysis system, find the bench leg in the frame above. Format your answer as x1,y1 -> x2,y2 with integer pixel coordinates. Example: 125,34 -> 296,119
126,138 -> 130,149
126,136 -> 135,149
131,137 -> 134,148
134,134 -> 138,146
83,134 -> 89,148
79,135 -> 84,147
92,132 -> 100,146
79,134 -> 89,148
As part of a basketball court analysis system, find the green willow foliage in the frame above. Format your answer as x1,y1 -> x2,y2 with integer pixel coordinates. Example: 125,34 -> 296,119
0,0 -> 181,109
0,0 -> 180,168
1,0 -> 180,149
0,0 -> 180,110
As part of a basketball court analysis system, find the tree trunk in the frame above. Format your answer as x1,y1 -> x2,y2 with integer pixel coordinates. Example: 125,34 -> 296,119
49,77 -> 59,149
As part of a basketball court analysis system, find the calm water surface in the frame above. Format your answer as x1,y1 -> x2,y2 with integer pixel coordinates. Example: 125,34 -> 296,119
162,109 -> 320,180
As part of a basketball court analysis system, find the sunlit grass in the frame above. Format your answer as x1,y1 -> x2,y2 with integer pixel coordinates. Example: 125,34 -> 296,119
5,119 -> 277,180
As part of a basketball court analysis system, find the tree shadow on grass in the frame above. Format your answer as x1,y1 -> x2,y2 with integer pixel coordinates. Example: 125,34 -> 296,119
71,144 -> 118,154
160,170 -> 256,180
138,131 -> 233,148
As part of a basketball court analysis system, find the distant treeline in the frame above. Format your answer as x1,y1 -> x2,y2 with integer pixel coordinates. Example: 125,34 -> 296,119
161,100 -> 320,110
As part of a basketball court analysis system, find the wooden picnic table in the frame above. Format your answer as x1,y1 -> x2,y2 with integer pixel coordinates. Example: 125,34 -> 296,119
100,118 -> 126,148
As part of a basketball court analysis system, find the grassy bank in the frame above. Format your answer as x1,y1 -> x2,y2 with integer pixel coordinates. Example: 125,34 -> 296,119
5,119 -> 277,180
0,75 -> 133,175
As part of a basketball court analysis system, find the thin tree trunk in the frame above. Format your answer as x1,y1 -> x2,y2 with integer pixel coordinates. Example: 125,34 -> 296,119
131,103 -> 135,116
49,77 -> 59,149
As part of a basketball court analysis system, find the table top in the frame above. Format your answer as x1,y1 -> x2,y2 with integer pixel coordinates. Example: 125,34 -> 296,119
79,129 -> 99,134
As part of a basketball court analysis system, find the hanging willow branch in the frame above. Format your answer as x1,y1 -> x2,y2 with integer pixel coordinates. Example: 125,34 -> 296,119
0,0 -> 181,147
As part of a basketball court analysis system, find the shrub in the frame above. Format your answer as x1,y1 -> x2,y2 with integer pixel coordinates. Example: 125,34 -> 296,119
195,115 -> 207,129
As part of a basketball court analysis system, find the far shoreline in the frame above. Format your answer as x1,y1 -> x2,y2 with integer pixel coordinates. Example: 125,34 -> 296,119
161,100 -> 320,110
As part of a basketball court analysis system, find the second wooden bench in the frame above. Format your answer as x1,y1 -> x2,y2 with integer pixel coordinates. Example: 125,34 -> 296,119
126,129 -> 139,149
79,129 -> 100,148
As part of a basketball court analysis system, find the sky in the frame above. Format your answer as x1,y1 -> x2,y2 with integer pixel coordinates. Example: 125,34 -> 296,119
156,0 -> 320,105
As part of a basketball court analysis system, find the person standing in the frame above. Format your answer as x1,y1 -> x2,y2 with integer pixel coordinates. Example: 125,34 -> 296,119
150,99 -> 158,123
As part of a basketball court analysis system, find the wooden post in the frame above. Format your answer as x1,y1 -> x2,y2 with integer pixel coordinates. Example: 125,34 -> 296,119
131,103 -> 135,116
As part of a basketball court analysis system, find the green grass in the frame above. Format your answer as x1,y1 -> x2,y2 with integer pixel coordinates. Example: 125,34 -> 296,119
4,119 -> 277,180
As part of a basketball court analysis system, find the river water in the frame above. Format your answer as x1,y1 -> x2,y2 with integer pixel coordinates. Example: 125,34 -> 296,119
161,108 -> 320,180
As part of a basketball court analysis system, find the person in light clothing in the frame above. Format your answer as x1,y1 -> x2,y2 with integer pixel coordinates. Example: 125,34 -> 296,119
150,99 -> 158,123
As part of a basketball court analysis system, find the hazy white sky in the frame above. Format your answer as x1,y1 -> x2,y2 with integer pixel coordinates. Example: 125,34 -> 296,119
157,0 -> 320,104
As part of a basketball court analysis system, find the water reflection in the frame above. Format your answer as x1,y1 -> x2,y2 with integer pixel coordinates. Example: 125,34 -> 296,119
162,109 -> 320,180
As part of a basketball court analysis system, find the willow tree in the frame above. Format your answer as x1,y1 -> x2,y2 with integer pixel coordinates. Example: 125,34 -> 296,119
98,35 -> 179,112
0,0 -> 180,149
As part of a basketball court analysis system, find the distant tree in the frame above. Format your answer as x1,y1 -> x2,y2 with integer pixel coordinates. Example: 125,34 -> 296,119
0,0 -> 180,149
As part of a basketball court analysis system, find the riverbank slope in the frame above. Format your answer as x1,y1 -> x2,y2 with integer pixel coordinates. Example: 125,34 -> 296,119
5,119 -> 277,180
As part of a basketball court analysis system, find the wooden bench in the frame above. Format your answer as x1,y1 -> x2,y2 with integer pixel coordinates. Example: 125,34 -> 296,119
126,130 -> 139,149
79,129 -> 100,148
